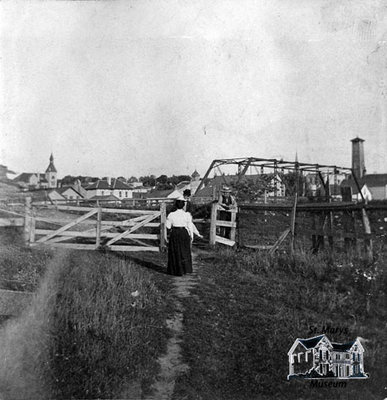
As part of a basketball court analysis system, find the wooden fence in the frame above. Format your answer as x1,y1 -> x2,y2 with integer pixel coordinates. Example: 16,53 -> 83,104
2,197 -> 386,259
1,198 -> 167,252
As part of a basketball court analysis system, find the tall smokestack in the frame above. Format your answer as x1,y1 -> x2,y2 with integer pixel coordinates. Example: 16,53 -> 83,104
351,137 -> 366,180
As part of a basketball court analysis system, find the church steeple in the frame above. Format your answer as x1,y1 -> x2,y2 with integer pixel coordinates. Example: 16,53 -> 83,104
45,153 -> 57,188
46,153 -> 57,173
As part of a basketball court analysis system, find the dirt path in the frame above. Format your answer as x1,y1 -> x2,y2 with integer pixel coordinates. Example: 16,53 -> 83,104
145,253 -> 200,400
0,289 -> 33,316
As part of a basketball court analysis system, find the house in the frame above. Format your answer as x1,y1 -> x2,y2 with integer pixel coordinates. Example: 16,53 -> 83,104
0,164 -> 16,181
340,175 -> 387,201
288,334 -> 367,380
363,174 -> 387,200
84,179 -> 112,199
84,178 -> 134,200
13,173 -> 40,189
47,189 -> 66,203
110,178 -> 134,200
48,186 -> 84,202
144,189 -> 179,205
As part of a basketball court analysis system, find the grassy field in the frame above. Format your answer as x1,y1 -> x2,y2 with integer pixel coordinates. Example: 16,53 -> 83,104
1,210 -> 386,399
173,247 -> 387,400
0,227 -> 52,291
0,234 -> 173,399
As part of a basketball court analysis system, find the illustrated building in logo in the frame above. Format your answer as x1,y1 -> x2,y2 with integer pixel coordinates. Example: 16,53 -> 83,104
287,334 -> 368,380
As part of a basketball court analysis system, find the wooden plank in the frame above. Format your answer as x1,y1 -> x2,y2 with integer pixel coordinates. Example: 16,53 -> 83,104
43,224 -> 111,244
239,202 -> 361,212
361,208 -> 373,261
105,212 -> 160,246
24,197 -> 31,245
230,210 -> 237,242
269,228 -> 291,255
160,202 -> 166,249
215,235 -> 235,246
0,208 -> 25,217
108,245 -> 159,252
289,193 -> 297,255
36,208 -> 98,243
215,220 -> 237,228
35,230 -> 158,240
101,221 -> 159,227
57,205 -> 157,215
209,202 -> 217,246
127,238 -> 155,248
96,206 -> 102,247
0,218 -> 24,227
31,243 -> 96,250
30,215 -> 36,243
99,214 -> 149,227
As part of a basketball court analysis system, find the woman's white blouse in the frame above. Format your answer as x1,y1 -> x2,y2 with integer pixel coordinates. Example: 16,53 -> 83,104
166,209 -> 190,228
166,209 -> 200,239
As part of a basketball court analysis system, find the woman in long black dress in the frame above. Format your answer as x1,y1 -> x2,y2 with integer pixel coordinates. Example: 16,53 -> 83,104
166,198 -> 202,276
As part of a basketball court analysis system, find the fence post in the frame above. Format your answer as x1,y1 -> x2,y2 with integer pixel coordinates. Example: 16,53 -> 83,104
361,208 -> 373,261
29,207 -> 36,244
289,193 -> 297,255
160,201 -> 167,251
209,202 -> 217,246
230,209 -> 237,242
96,206 -> 102,248
325,179 -> 334,249
24,197 -> 32,246
311,212 -> 317,252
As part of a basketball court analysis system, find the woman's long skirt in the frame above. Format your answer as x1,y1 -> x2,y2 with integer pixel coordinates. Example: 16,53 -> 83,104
167,227 -> 192,276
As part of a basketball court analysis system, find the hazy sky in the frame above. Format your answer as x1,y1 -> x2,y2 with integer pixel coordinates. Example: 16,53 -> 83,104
1,0 -> 387,179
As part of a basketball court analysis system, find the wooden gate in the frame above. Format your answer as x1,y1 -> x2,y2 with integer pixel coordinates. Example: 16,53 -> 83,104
28,203 -> 167,252
209,203 -> 237,247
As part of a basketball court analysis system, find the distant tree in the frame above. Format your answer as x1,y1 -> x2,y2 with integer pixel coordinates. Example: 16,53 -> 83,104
155,175 -> 173,190
169,175 -> 180,186
156,175 -> 168,184
61,175 -> 76,186
230,175 -> 276,202
140,175 -> 156,187
176,175 -> 191,183
128,176 -> 138,183
280,172 -> 306,196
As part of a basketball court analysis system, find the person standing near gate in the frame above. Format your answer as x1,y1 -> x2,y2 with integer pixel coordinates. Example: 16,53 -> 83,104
218,185 -> 237,239
166,197 -> 202,276
183,189 -> 192,213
